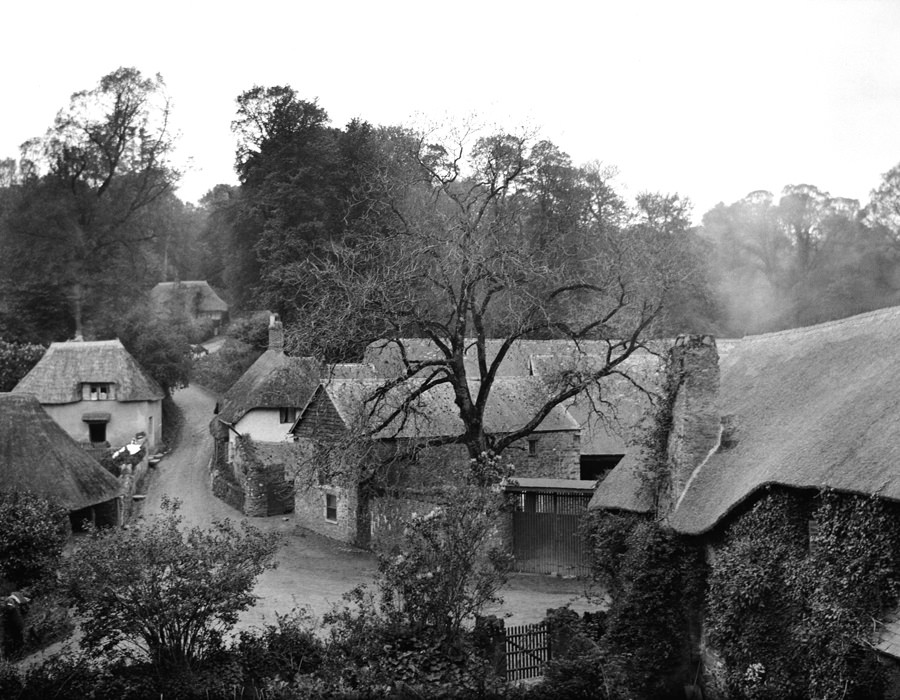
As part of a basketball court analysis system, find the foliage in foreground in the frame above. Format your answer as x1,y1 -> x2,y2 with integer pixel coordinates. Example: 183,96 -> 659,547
60,498 -> 280,670
0,492 -> 68,590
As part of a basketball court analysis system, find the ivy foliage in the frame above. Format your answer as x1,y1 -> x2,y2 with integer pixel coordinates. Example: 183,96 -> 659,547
706,488 -> 900,699
583,512 -> 707,700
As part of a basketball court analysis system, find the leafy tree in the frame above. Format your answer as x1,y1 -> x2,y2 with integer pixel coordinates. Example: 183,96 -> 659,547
702,185 -> 900,334
116,310 -> 193,396
61,498 -> 280,669
0,68 -> 180,339
0,339 -> 45,392
374,483 -> 513,646
0,492 -> 68,589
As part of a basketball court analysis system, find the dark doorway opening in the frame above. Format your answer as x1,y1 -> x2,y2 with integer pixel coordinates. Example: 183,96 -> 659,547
579,454 -> 624,481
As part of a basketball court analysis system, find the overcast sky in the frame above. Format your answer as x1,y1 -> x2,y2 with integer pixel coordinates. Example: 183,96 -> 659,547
3,0 -> 900,221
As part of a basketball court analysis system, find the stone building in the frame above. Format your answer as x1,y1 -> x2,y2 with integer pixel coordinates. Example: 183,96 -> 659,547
291,375 -> 580,548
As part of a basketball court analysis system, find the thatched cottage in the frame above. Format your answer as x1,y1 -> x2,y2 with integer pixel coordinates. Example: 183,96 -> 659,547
12,339 -> 164,450
591,308 -> 900,682
211,316 -> 322,516
150,280 -> 229,334
0,393 -> 121,528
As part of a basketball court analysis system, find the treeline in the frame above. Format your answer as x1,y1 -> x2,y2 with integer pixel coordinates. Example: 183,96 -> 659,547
704,179 -> 900,335
3,68 -> 900,350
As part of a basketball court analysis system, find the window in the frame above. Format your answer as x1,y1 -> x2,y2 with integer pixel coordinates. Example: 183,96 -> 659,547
325,493 -> 338,522
528,438 -> 538,457
88,383 -> 112,401
279,407 -> 297,424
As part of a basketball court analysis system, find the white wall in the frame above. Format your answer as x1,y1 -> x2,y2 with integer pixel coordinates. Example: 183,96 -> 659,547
45,399 -> 162,450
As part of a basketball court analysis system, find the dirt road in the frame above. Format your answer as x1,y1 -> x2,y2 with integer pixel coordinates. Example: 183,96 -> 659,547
139,384 -> 593,631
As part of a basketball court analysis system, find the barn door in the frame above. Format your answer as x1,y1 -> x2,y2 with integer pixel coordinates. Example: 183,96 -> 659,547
512,492 -> 589,576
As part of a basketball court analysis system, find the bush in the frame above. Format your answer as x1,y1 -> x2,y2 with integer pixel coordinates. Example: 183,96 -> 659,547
61,498 -> 280,670
0,492 -> 68,589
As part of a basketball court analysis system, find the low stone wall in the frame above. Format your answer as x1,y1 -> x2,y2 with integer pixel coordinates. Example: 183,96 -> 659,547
212,468 -> 245,512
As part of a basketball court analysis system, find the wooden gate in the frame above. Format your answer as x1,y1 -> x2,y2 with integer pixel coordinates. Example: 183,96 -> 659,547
505,622 -> 551,681
511,488 -> 592,577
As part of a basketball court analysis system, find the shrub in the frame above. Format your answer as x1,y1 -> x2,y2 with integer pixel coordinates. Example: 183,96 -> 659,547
61,498 -> 280,670
0,492 -> 68,589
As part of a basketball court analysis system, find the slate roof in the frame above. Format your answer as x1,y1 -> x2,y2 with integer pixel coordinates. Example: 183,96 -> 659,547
299,377 -> 580,439
592,305 -> 900,534
150,280 -> 228,314
0,393 -> 121,510
13,339 -> 164,404
216,350 -> 322,425
363,338 -> 662,454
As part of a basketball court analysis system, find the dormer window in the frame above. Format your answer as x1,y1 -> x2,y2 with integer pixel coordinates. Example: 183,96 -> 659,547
84,383 -> 114,401
279,407 -> 297,424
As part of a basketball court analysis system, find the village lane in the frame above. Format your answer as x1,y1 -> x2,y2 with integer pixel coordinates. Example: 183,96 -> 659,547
138,383 -> 592,631
140,384 -> 233,525
138,383 -> 379,630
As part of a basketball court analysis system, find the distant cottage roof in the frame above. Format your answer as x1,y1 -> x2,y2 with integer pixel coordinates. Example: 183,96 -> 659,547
0,393 -> 121,510
592,305 -> 900,534
150,281 -> 229,314
217,349 -> 322,425
298,377 -> 579,439
13,339 -> 164,404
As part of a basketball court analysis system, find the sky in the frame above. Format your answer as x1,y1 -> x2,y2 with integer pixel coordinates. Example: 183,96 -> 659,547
3,0 -> 900,222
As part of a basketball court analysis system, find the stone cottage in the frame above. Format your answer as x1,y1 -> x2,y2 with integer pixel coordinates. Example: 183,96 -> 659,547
0,393 -> 122,529
12,339 -> 164,450
290,375 -> 580,548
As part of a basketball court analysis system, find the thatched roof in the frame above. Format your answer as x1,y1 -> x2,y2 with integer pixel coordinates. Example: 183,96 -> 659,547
217,350 -> 322,425
0,393 -> 121,510
150,280 -> 228,314
300,377 -> 579,439
592,305 -> 900,534
13,340 -> 163,404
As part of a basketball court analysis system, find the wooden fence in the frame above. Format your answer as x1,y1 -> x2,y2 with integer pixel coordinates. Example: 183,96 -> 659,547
504,621 -> 551,682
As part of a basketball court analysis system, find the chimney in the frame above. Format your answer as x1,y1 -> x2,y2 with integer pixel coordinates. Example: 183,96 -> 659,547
268,313 -> 284,353
662,334 -> 721,515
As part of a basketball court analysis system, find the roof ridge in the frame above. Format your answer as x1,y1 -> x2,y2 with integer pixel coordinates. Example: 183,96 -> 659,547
736,305 -> 900,344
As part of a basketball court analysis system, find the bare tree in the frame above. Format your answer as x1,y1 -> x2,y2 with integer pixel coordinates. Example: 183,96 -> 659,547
288,124 -> 702,466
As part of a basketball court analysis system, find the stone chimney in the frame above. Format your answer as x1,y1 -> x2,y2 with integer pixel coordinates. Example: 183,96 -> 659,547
268,313 -> 284,354
662,334 -> 721,515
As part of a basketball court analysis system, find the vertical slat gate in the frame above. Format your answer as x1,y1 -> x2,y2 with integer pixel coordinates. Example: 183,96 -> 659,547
512,492 -> 590,576
504,622 -> 550,681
